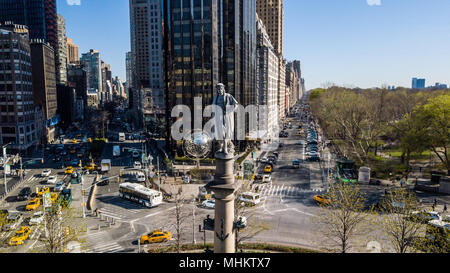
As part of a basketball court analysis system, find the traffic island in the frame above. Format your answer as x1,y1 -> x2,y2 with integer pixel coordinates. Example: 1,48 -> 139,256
146,242 -> 321,253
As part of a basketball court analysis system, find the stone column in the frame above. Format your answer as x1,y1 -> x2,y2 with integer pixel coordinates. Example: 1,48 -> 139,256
206,153 -> 240,253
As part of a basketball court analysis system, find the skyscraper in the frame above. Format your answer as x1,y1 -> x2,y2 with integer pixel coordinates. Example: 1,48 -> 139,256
256,0 -> 283,56
56,14 -> 67,84
66,38 -> 79,64
81,49 -> 103,106
256,14 -> 279,139
0,0 -> 58,51
163,0 -> 257,113
0,23 -> 37,151
30,40 -> 58,144
126,51 -> 133,89
412,77 -> 426,89
129,0 -> 164,112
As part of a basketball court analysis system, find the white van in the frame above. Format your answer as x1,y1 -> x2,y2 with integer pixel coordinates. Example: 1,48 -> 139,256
238,192 -> 261,206
136,172 -> 146,183
118,132 -> 126,142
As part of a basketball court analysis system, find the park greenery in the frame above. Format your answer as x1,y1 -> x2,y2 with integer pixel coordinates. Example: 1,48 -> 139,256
309,87 -> 450,176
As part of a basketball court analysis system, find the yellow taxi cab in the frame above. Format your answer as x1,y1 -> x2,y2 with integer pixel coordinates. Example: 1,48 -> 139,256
50,193 -> 58,204
84,163 -> 98,171
71,139 -> 78,144
65,166 -> 74,174
9,226 -> 31,246
37,187 -> 50,197
26,198 -> 41,211
297,132 -> 302,136
140,230 -> 172,244
264,165 -> 272,174
313,195 -> 331,206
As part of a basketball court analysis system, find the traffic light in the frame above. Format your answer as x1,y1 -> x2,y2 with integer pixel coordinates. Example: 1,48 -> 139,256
41,159 -> 44,164
81,190 -> 85,196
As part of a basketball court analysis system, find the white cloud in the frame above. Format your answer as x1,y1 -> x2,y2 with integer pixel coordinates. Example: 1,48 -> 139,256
366,0 -> 381,6
67,0 -> 81,5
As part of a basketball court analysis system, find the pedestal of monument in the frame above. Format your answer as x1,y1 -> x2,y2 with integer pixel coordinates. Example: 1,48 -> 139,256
205,152 -> 241,253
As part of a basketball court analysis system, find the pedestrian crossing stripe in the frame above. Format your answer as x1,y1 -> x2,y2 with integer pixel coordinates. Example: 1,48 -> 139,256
87,242 -> 124,253
251,184 -> 325,197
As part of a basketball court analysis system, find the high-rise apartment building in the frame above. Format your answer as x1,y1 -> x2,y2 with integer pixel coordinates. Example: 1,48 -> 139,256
56,14 -> 67,84
256,0 -> 283,56
126,51 -> 133,89
81,49 -> 102,106
129,0 -> 164,114
30,40 -> 58,143
278,59 -> 286,119
0,23 -> 37,151
101,60 -> 112,102
162,0 -> 257,115
67,63 -> 87,120
412,77 -> 426,89
256,15 -> 279,139
66,38 -> 79,64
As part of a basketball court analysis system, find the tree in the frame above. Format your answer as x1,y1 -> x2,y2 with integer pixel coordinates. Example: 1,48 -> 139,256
171,188 -> 188,253
34,205 -> 86,253
414,94 -> 450,174
378,188 -> 424,253
315,182 -> 368,253
234,180 -> 269,252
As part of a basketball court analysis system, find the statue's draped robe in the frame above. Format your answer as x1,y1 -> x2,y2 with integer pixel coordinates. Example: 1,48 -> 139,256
212,93 -> 238,141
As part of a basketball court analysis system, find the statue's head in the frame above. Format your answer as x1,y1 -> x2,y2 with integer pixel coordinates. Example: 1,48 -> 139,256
216,83 -> 225,96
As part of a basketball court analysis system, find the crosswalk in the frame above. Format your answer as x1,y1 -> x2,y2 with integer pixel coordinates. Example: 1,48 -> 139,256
97,196 -> 148,220
251,184 -> 325,198
84,231 -> 128,253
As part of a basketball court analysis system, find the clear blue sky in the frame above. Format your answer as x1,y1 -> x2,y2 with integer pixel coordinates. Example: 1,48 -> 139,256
58,0 -> 450,90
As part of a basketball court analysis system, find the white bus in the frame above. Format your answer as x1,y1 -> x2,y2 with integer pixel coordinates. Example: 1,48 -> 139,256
118,132 -> 126,142
119,183 -> 163,208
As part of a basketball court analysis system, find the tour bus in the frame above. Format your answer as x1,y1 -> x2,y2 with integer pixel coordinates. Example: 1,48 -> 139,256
118,132 -> 126,142
119,183 -> 163,208
113,145 -> 121,157
238,192 -> 261,206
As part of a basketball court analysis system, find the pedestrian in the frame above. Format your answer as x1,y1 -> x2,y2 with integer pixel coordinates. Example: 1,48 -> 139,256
444,204 -> 447,213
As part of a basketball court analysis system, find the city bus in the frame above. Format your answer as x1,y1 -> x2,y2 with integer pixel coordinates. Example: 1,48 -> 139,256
119,183 -> 163,208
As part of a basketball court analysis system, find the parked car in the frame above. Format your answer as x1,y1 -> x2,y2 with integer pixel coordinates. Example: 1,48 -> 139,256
409,211 -> 442,223
201,199 -> 215,209
17,187 -> 32,201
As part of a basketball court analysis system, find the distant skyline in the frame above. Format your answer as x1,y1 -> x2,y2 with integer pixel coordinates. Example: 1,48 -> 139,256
58,0 -> 450,90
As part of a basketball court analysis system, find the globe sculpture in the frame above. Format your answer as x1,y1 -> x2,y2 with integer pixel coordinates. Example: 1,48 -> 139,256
183,130 -> 213,159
